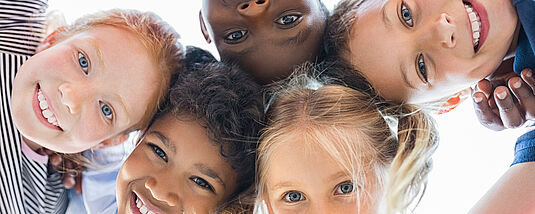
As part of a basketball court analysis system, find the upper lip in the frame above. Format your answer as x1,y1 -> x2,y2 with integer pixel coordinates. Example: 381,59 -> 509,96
134,191 -> 166,214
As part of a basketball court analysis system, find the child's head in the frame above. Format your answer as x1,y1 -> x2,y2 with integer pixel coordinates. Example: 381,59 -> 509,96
326,0 -> 518,103
257,64 -> 438,213
11,9 -> 184,153
200,0 -> 328,84
116,50 -> 265,213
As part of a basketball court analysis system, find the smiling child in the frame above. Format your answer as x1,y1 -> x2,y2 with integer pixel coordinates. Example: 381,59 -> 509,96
200,0 -> 329,84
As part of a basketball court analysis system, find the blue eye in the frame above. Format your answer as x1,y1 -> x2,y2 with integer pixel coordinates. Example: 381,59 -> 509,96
224,30 -> 247,43
400,2 -> 414,27
416,54 -> 428,83
283,191 -> 305,203
148,143 -> 168,162
275,15 -> 301,25
190,177 -> 215,193
335,182 -> 355,195
78,52 -> 89,74
99,102 -> 113,120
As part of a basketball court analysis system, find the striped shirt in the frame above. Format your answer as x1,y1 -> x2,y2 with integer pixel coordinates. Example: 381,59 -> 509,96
1,0 -> 68,213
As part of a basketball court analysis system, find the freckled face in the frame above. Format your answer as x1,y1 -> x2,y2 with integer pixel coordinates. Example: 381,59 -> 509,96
116,115 -> 238,214
201,0 -> 326,84
11,26 -> 161,153
347,0 -> 517,103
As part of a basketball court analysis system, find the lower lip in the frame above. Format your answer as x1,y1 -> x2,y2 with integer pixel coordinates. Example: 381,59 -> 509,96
32,85 -> 61,131
469,0 -> 489,51
130,192 -> 142,214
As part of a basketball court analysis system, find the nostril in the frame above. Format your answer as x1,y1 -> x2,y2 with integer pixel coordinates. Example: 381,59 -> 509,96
256,0 -> 265,4
241,3 -> 249,9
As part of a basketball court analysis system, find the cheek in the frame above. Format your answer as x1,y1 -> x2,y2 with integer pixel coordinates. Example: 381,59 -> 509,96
118,151 -> 148,181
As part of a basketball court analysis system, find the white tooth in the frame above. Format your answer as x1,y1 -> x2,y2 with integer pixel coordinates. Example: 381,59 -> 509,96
139,206 -> 148,214
469,12 -> 477,22
52,122 -> 58,126
47,117 -> 56,123
466,7 -> 472,13
38,93 -> 45,102
473,31 -> 480,39
136,199 -> 142,208
147,211 -> 155,214
39,100 -> 48,110
472,21 -> 480,31
42,109 -> 53,118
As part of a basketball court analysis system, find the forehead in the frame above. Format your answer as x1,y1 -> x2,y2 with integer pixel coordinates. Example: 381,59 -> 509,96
348,2 -> 414,102
149,115 -> 237,180
70,26 -> 161,126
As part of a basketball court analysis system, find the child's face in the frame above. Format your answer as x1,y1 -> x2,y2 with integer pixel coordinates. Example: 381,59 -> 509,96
262,137 -> 374,214
116,115 -> 238,214
200,0 -> 326,84
11,26 -> 161,153
346,0 -> 517,103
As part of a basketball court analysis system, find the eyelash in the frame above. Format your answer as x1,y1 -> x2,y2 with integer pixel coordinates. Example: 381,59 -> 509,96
399,1 -> 414,27
274,14 -> 302,28
78,52 -> 90,74
282,190 -> 306,203
416,53 -> 428,83
190,177 -> 215,193
334,181 -> 356,195
148,143 -> 168,162
224,30 -> 248,44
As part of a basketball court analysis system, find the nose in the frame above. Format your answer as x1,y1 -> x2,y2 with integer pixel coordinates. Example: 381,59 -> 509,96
145,177 -> 180,207
237,0 -> 270,18
432,13 -> 456,49
58,82 -> 91,114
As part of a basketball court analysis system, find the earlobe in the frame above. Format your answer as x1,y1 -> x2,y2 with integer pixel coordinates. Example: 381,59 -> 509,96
199,11 -> 212,44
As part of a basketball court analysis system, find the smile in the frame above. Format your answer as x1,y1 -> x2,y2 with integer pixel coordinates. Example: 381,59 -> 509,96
463,0 -> 489,53
130,192 -> 160,214
33,85 -> 62,131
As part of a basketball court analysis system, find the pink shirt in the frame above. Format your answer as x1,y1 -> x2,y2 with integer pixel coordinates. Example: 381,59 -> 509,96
21,137 -> 48,164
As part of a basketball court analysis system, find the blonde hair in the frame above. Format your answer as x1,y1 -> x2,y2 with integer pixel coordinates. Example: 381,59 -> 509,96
51,9 -> 184,131
257,64 -> 438,213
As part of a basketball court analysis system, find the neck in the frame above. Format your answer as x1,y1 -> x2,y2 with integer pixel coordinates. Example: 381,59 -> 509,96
22,136 -> 43,152
504,21 -> 522,60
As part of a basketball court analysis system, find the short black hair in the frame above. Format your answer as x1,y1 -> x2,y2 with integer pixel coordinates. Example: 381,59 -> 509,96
157,46 -> 265,195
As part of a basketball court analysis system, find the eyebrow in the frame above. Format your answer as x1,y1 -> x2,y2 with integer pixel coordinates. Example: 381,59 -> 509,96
381,4 -> 393,30
86,38 -> 105,69
401,64 -> 417,89
194,163 -> 226,189
278,26 -> 312,46
150,131 -> 176,153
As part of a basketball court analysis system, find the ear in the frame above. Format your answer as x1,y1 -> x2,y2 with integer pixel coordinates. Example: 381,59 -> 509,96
92,134 -> 130,150
36,27 -> 65,53
199,11 -> 212,44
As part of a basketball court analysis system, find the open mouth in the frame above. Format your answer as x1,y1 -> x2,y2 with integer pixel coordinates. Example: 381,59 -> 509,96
462,0 -> 488,53
33,84 -> 62,131
130,192 -> 157,214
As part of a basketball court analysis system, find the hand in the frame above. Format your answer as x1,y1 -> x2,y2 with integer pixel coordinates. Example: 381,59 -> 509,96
39,148 -> 83,193
473,68 -> 535,131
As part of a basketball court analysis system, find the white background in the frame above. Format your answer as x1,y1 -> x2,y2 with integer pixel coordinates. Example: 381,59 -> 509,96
47,1 -> 525,213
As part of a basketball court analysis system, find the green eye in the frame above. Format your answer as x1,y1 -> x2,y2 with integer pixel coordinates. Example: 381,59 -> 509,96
400,2 -> 413,27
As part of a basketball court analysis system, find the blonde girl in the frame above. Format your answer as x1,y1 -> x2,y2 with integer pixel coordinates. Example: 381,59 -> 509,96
255,63 -> 438,214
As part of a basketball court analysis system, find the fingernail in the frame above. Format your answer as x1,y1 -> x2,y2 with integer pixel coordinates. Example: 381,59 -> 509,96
525,69 -> 532,77
496,89 -> 507,100
513,79 -> 522,88
473,95 -> 483,103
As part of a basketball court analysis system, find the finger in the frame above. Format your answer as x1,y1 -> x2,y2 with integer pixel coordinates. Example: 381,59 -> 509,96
494,86 -> 525,128
509,77 -> 535,119
473,91 -> 505,131
49,154 -> 62,167
477,79 -> 493,97
521,68 -> 535,93
75,174 -> 82,194
63,174 -> 75,189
